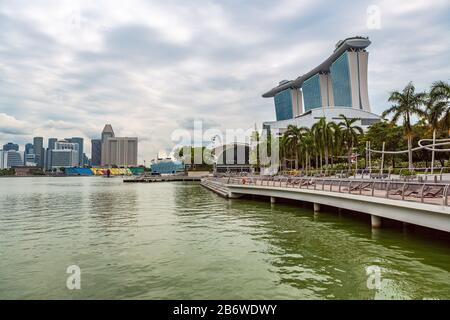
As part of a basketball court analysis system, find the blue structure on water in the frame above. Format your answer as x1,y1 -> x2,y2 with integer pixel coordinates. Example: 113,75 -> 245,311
150,161 -> 184,174
65,168 -> 94,176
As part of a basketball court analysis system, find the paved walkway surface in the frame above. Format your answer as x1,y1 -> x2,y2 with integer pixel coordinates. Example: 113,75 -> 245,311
218,177 -> 448,207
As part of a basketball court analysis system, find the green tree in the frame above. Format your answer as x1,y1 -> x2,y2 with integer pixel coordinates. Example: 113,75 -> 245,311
299,127 -> 314,172
382,82 -> 426,170
281,125 -> 303,169
362,121 -> 407,168
329,122 -> 342,166
312,118 -> 334,168
430,80 -> 450,132
338,114 -> 363,170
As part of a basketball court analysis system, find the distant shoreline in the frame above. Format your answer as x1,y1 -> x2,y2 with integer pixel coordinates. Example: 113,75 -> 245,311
0,175 -> 98,178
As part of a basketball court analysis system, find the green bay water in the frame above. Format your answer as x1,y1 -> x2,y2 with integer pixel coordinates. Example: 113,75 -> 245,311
0,177 -> 449,299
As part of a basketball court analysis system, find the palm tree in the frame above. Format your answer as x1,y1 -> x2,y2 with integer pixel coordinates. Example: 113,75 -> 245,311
338,114 -> 363,170
424,94 -> 446,134
311,118 -> 335,168
382,82 -> 426,170
430,80 -> 450,131
329,122 -> 342,166
281,125 -> 303,170
299,127 -> 313,173
311,120 -> 324,169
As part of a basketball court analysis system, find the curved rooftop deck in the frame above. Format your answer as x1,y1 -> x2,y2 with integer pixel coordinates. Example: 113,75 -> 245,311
262,36 -> 371,98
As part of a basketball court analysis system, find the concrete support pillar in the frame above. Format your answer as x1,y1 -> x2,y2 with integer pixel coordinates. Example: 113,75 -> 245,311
270,196 -> 276,204
228,192 -> 242,199
402,222 -> 409,233
313,203 -> 321,213
371,215 -> 382,228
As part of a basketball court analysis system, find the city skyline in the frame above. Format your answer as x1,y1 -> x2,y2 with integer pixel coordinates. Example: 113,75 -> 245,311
0,124 -> 139,169
0,0 -> 449,162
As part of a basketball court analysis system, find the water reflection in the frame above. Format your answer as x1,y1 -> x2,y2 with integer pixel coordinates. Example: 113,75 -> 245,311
0,178 -> 448,299
89,190 -> 138,228
173,183 -> 450,299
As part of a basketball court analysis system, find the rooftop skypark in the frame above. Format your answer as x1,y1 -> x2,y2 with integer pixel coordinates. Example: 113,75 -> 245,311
263,36 -> 380,134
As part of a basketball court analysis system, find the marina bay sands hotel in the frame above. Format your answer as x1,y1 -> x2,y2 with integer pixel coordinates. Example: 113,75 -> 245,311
263,36 -> 380,133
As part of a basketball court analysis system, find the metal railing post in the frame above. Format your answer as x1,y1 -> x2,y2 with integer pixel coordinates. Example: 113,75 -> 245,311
444,184 -> 449,206
420,184 -> 426,203
401,183 -> 407,200
385,181 -> 390,198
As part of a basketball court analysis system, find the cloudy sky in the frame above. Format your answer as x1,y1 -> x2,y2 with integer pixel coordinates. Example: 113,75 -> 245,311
0,0 -> 449,162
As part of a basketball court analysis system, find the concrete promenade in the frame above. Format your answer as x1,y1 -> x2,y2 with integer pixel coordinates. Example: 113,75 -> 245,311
201,176 -> 450,232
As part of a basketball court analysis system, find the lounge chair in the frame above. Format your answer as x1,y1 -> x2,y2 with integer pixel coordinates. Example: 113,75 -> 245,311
403,189 -> 419,197
388,188 -> 402,196
301,179 -> 314,186
412,186 -> 444,198
350,182 -> 372,192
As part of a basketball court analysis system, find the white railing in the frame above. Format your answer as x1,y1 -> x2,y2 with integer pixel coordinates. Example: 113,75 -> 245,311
222,176 -> 449,206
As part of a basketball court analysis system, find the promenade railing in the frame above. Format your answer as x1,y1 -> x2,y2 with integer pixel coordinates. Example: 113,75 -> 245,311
223,176 -> 449,207
220,166 -> 450,182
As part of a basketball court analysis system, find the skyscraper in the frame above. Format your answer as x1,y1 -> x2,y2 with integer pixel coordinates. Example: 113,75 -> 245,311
101,137 -> 138,167
91,139 -> 102,166
66,137 -> 84,167
2,142 -> 19,152
33,137 -> 44,168
82,153 -> 90,167
101,124 -> 115,142
46,138 -> 57,170
51,140 -> 79,168
48,138 -> 57,150
0,150 -> 23,169
25,143 -> 34,155
99,124 -> 138,167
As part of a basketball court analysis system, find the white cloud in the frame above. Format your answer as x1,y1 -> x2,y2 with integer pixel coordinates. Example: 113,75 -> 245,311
0,0 -> 448,162
0,113 -> 30,135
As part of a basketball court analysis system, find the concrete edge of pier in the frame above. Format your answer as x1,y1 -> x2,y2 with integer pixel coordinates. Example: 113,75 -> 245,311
200,178 -> 450,233
200,178 -> 230,198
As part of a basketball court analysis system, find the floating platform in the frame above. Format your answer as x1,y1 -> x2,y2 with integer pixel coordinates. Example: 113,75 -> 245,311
124,175 -> 202,183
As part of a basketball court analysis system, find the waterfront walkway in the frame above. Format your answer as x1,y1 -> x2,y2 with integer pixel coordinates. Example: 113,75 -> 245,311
201,176 -> 450,232
124,175 -> 201,183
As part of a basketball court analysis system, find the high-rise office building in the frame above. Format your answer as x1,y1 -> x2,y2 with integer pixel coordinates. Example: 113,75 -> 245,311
46,138 -> 57,170
0,150 -> 4,169
51,140 -> 79,168
101,137 -> 138,167
25,143 -> 34,155
33,137 -> 44,168
48,138 -> 57,150
2,142 -> 19,152
102,124 -> 115,142
91,139 -> 102,166
99,124 -> 138,167
24,153 -> 36,166
0,150 -> 23,169
66,137 -> 84,167
82,153 -> 90,167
